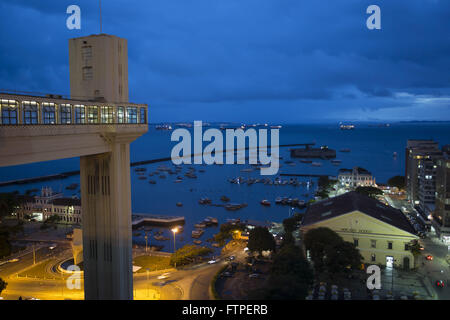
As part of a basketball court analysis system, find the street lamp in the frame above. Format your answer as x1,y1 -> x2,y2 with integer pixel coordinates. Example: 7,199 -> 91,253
171,227 -> 178,269
171,227 -> 178,253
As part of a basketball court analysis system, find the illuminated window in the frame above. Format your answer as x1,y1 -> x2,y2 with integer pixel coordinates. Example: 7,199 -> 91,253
42,102 -> 56,124
0,99 -> 18,124
74,105 -> 85,124
117,106 -> 125,123
60,104 -> 72,124
126,107 -> 137,123
23,101 -> 39,124
87,106 -> 98,123
100,106 -> 114,123
139,107 -> 146,124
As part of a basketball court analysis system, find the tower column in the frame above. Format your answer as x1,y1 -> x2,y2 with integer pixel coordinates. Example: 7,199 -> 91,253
80,139 -> 133,300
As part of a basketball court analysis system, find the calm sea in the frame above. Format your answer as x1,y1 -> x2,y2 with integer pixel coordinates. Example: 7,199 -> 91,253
1,122 -> 450,252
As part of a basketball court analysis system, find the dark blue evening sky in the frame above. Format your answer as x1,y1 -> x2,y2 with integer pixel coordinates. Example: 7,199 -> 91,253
1,0 -> 450,123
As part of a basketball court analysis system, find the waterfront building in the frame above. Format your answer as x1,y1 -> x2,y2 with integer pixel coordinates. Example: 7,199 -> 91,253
338,167 -> 375,188
14,187 -> 81,224
433,145 -> 450,243
301,191 -> 419,269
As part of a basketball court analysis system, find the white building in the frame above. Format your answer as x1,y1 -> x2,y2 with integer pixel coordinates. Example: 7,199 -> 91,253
338,167 -> 376,188
14,187 -> 81,224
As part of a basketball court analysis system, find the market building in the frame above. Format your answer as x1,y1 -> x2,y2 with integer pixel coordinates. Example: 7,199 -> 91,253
301,191 -> 419,269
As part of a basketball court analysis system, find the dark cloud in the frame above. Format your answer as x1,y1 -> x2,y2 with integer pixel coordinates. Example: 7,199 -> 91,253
1,0 -> 449,122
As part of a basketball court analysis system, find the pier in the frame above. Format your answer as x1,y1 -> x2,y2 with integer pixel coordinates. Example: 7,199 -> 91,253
132,214 -> 185,228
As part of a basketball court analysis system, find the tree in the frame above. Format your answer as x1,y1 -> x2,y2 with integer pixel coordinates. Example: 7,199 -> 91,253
170,244 -> 213,267
355,186 -> 383,199
0,277 -> 7,295
0,193 -> 18,220
261,244 -> 314,299
388,175 -> 405,190
324,241 -> 363,274
0,227 -> 11,259
303,227 -> 343,273
247,226 -> 276,255
282,213 -> 303,234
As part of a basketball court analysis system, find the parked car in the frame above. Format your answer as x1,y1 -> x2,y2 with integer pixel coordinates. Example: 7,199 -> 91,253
436,280 -> 445,288
426,255 -> 433,261
208,259 -> 218,264
226,255 -> 236,261
249,273 -> 260,278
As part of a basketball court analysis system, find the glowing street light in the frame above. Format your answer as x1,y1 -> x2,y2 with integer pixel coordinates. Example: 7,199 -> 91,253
171,227 -> 178,253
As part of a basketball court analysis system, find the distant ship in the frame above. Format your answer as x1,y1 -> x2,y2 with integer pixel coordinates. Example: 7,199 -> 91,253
155,124 -> 172,130
340,123 -> 355,130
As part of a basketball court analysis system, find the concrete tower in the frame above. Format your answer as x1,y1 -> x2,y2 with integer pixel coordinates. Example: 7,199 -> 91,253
69,34 -> 129,103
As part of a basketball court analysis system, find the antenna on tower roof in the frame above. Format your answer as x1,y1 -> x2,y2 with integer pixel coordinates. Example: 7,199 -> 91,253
99,0 -> 102,34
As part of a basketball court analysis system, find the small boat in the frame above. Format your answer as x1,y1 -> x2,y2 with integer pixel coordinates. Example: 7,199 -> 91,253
174,180 -> 183,183
275,197 -> 282,204
206,217 -> 218,224
220,195 -> 230,202
225,204 -> 244,211
138,176 -> 147,180
194,222 -> 206,228
199,197 -> 212,205
154,235 -> 169,241
260,199 -> 271,206
331,159 -> 342,166
149,180 -> 156,184
300,159 -> 313,163
212,243 -> 221,248
311,162 -> 322,167
176,202 -> 183,207
393,152 -> 398,158
193,240 -> 202,245
192,229 -> 204,238
134,167 -> 147,172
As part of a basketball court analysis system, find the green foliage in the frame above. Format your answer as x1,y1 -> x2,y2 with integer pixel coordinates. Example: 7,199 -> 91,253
133,255 -> 171,272
170,244 -> 213,267
408,240 -> 422,257
355,186 -> 383,198
247,226 -> 276,254
0,193 -> 19,219
214,222 -> 246,246
304,227 -> 362,275
282,213 -> 303,234
318,176 -> 334,189
304,227 -> 343,272
0,277 -> 7,295
387,175 -> 406,189
324,241 -> 363,273
263,244 -> 313,299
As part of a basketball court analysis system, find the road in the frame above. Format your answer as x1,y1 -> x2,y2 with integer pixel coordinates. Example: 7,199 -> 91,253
0,243 -> 245,300
385,194 -> 450,300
